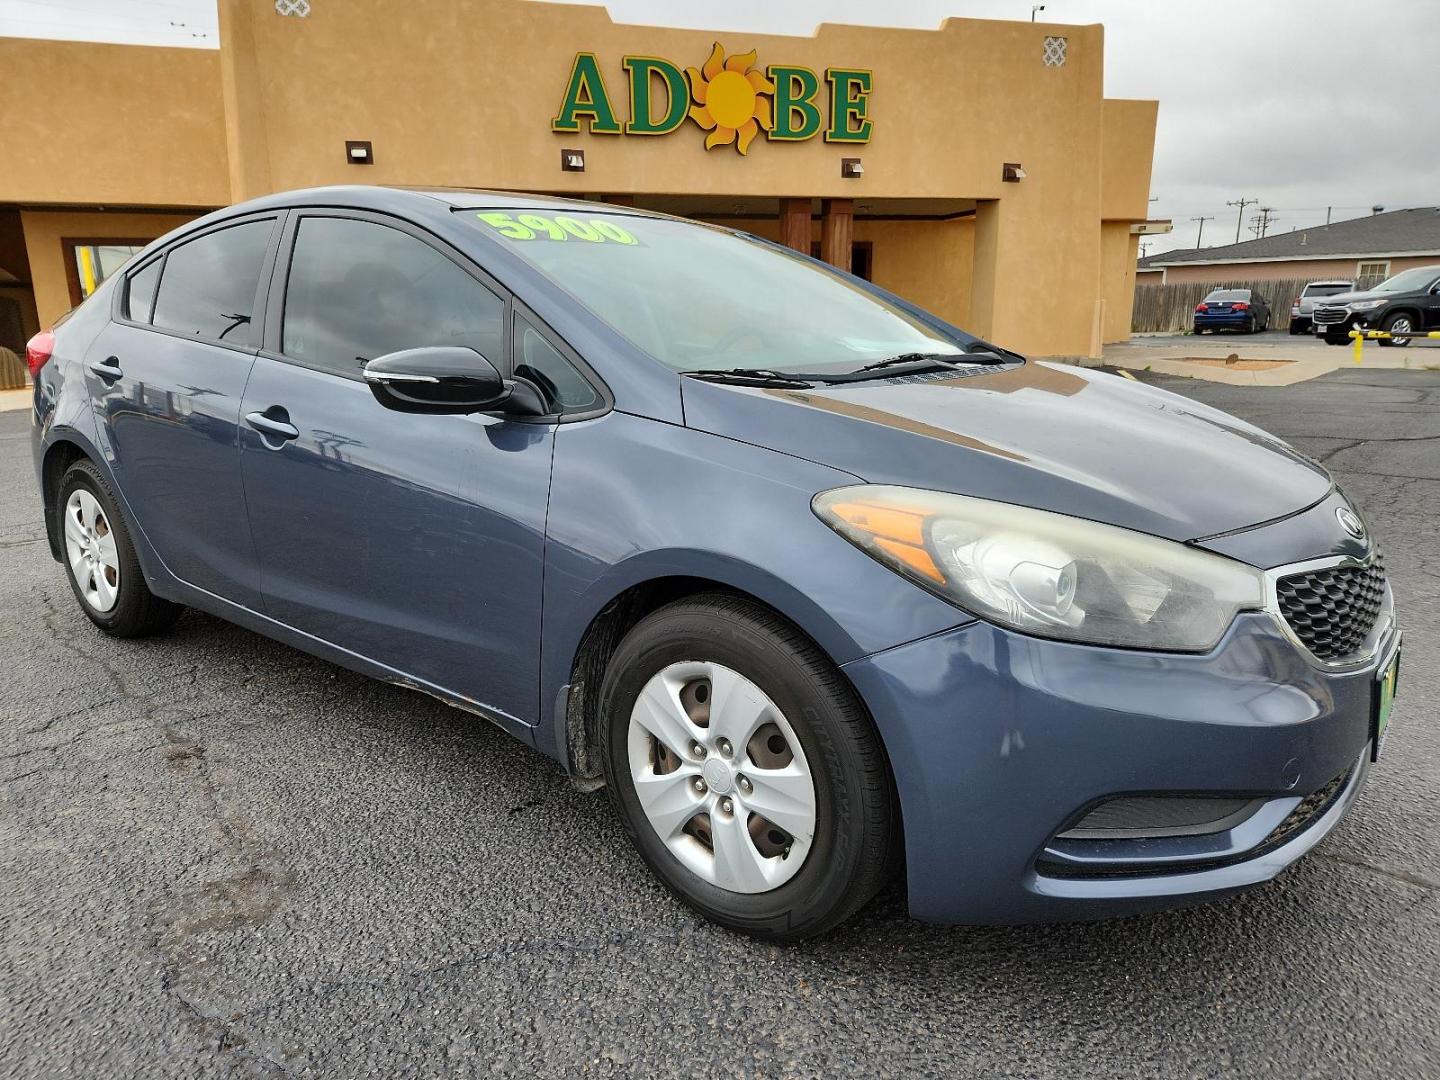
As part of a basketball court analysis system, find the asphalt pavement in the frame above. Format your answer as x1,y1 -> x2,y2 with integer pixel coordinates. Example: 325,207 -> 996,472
2,367 -> 1438,1078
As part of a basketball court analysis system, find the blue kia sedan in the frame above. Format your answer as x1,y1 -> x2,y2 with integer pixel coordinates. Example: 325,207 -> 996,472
28,187 -> 1400,940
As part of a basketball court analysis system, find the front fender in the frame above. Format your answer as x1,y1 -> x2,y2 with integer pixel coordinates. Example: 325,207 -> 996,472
537,411 -> 970,762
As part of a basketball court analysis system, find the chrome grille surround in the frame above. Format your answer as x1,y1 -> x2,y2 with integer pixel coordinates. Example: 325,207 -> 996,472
1263,550 -> 1394,670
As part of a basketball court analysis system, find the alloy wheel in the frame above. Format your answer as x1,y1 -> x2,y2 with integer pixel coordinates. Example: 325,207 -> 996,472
64,489 -> 121,613
626,660 -> 817,893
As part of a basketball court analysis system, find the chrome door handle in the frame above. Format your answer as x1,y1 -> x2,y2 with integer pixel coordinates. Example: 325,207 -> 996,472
87,356 -> 123,382
244,410 -> 300,442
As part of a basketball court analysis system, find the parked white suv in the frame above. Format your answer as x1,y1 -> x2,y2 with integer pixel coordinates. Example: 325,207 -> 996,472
1289,281 -> 1353,334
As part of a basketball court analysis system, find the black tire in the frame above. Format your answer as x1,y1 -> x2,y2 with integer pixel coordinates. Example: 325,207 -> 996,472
57,459 -> 182,637
1378,311 -> 1414,348
1244,316 -> 1256,334
600,594 -> 897,940
1289,320 -> 1302,335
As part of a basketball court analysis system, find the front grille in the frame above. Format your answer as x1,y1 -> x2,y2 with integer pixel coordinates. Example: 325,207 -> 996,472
1313,306 -> 1349,326
1275,554 -> 1386,661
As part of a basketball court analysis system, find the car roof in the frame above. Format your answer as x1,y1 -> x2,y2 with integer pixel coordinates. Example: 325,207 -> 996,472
229,185 -> 678,220
1304,280 -> 1353,286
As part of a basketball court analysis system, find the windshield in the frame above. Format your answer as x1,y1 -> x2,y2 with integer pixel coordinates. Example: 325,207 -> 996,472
1204,289 -> 1251,302
463,209 -> 963,373
1373,266 -> 1440,293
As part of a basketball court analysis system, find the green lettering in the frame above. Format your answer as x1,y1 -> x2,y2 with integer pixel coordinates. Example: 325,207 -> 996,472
765,65 -> 822,142
824,68 -> 872,143
622,56 -> 689,135
552,52 -> 621,134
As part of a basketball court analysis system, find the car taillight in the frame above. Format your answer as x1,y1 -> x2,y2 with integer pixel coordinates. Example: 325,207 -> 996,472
1232,302 -> 1249,311
1195,303 -> 1209,313
1292,298 -> 1302,310
24,331 -> 55,377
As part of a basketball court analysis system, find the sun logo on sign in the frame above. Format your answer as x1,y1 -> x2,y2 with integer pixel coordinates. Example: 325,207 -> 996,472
686,43 -> 775,154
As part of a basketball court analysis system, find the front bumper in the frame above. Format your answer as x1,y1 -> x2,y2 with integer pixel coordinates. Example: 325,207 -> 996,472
843,610 -> 1396,924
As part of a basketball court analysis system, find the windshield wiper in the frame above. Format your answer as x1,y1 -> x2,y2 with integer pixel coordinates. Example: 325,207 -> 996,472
852,352 -> 968,374
850,345 -> 1015,376
680,367 -> 815,387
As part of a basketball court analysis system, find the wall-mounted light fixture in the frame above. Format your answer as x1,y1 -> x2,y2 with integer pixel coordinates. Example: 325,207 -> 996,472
345,140 -> 374,165
561,148 -> 586,172
841,157 -> 864,179
1002,162 -> 1027,182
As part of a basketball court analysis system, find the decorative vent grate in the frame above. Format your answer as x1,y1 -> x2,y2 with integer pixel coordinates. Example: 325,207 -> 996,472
1043,36 -> 1068,67
276,0 -> 311,17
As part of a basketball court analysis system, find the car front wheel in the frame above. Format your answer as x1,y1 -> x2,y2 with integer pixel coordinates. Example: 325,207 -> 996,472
1379,311 -> 1414,348
600,594 -> 897,940
57,460 -> 182,637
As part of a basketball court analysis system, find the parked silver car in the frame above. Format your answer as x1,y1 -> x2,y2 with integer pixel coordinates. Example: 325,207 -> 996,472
1289,281 -> 1353,334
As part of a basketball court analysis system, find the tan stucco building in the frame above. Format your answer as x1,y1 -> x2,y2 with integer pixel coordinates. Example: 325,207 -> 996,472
0,0 -> 1161,358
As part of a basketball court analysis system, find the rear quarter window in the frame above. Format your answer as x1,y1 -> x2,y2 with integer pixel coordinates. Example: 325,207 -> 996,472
125,259 -> 162,324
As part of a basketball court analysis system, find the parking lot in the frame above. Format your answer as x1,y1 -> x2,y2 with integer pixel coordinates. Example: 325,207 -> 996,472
2,367 -> 1437,1079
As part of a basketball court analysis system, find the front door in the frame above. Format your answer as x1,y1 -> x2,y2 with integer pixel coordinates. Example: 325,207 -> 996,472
86,215 -> 279,609
237,212 -> 552,727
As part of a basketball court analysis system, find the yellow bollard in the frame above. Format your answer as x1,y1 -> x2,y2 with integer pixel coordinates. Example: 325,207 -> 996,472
1353,328 -> 1364,364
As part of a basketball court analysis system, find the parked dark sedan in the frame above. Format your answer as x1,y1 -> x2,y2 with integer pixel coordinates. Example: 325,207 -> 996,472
1313,265 -> 1440,345
27,187 -> 1400,939
1194,288 -> 1271,334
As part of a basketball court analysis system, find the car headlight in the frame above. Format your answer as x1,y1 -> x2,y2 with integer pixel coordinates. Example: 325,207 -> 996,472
813,486 -> 1266,651
1348,299 -> 1387,311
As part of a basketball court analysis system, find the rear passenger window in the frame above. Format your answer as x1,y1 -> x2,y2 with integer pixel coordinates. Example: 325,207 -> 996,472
281,216 -> 504,378
513,315 -> 598,413
126,259 -> 161,324
151,219 -> 273,346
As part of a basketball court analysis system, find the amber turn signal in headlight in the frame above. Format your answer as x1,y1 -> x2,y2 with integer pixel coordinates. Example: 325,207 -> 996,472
814,486 -> 1266,651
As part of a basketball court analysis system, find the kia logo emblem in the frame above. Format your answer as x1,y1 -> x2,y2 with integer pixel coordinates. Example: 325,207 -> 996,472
1336,507 -> 1366,540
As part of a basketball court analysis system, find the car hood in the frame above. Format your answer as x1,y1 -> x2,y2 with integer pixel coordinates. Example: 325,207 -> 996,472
680,362 -> 1332,543
1314,288 -> 1385,305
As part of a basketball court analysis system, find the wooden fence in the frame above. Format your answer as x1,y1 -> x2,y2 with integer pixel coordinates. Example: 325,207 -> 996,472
1131,275 -> 1316,334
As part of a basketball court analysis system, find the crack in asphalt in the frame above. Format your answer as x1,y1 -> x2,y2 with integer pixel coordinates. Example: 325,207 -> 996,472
31,588 -> 300,1070
1317,851 -> 1440,893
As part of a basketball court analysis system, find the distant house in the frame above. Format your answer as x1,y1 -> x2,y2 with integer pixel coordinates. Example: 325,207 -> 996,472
1138,207 -> 1440,289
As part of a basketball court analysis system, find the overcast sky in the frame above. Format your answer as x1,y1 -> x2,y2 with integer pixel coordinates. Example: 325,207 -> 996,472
3,0 -> 1436,255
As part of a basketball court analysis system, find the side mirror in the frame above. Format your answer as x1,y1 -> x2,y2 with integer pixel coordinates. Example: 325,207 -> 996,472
363,346 -> 545,416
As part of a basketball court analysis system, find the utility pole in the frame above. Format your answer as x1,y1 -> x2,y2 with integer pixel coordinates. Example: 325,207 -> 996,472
1257,207 -> 1275,238
1190,215 -> 1214,249
1227,197 -> 1257,243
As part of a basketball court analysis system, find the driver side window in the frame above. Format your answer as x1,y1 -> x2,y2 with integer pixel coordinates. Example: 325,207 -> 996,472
281,216 -> 504,377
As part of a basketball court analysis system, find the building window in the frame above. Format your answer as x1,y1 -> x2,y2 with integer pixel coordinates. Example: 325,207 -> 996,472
63,239 -> 150,307
1043,36 -> 1068,67
1355,260 -> 1390,291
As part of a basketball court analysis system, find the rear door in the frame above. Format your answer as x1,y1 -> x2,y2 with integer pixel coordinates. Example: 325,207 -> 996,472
86,215 -> 280,608
236,210 -> 555,725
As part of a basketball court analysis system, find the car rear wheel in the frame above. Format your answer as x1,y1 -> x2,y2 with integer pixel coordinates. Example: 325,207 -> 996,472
1289,320 -> 1303,335
1379,311 -> 1414,348
600,594 -> 897,940
58,460 -> 182,637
